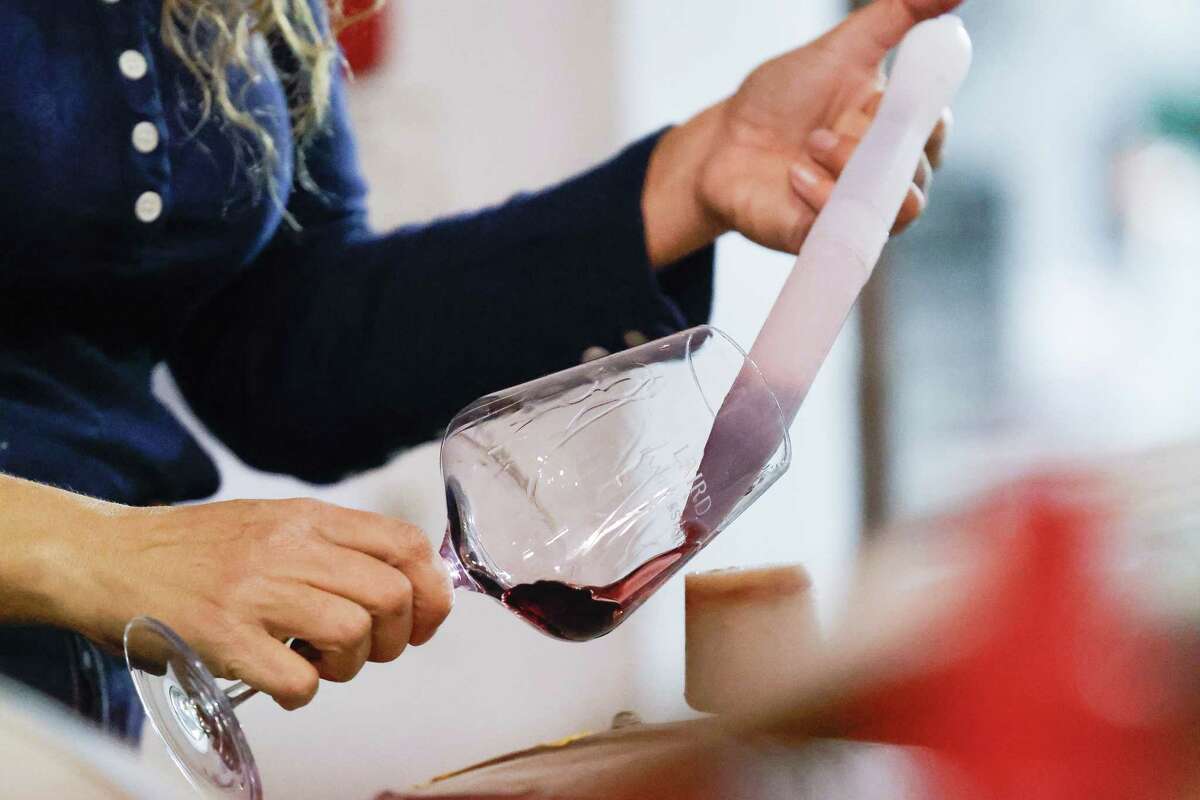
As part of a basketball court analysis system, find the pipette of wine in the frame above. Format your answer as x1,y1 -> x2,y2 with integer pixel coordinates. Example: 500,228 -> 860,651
678,15 -> 974,534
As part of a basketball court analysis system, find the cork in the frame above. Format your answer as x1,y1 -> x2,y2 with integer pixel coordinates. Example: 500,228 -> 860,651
684,564 -> 817,714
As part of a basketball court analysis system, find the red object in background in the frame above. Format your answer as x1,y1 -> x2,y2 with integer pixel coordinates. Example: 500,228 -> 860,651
337,0 -> 391,76
841,477 -> 1200,800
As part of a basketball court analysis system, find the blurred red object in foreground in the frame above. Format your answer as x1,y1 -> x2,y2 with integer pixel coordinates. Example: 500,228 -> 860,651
372,472 -> 1200,800
840,476 -> 1200,800
377,796 -> 543,800
338,0 -> 390,76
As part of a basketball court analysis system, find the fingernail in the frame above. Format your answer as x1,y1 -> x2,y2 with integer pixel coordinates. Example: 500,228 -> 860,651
791,164 -> 820,187
808,128 -> 839,151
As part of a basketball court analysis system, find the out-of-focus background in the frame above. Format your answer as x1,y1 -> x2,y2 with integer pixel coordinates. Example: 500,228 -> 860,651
144,1 -> 1200,796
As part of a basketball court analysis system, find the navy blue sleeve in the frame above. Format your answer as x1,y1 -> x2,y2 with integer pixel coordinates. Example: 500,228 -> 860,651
168,74 -> 714,484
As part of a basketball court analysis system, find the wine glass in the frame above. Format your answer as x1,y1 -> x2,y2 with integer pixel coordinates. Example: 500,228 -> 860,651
127,323 -> 790,797
439,323 -> 791,639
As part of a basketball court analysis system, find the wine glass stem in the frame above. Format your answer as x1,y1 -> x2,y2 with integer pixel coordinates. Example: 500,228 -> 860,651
225,681 -> 258,708
440,526 -> 477,591
445,556 -> 475,590
222,635 -> 321,708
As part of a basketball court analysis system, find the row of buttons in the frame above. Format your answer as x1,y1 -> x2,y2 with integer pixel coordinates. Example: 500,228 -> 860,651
107,1 -> 163,224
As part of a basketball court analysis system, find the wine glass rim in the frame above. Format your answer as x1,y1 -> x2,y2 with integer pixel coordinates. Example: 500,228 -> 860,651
692,324 -> 793,468
124,616 -> 262,800
123,615 -> 196,674
440,324 -> 791,463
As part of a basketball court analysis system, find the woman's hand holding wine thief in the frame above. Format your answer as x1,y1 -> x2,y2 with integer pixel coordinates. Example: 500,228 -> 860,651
63,495 -> 453,710
642,0 -> 960,266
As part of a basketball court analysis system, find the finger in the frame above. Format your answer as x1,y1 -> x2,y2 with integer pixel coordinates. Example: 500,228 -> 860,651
781,193 -> 819,254
314,510 -> 453,646
834,88 -> 884,139
835,99 -> 949,175
862,90 -> 883,117
843,73 -> 887,121
807,127 -> 931,232
926,107 -> 952,169
406,558 -> 453,647
826,0 -> 964,67
312,617 -> 372,683
260,584 -> 373,683
368,611 -> 413,664
833,106 -> 872,141
787,160 -> 835,234
892,183 -> 927,235
733,154 -> 818,254
219,629 -> 320,711
303,543 -> 416,662
305,541 -> 414,619
807,128 -> 854,177
811,132 -> 930,200
310,504 -> 429,566
914,151 -> 932,195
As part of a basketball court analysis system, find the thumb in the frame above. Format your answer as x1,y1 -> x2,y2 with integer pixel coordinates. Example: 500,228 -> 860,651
825,0 -> 964,67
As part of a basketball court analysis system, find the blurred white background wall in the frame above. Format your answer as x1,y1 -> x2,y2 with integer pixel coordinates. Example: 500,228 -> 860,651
146,1 -> 860,798
866,0 -> 1200,519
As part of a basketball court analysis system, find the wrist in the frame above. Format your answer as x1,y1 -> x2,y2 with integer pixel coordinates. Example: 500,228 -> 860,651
0,477 -> 136,648
642,102 -> 728,269
56,503 -> 149,650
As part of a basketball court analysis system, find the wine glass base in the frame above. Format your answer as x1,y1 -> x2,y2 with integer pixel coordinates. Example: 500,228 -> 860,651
125,617 -> 261,800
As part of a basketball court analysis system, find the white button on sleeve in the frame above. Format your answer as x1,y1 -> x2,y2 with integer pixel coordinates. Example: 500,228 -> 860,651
135,191 -> 163,224
131,121 -> 159,153
118,50 -> 148,80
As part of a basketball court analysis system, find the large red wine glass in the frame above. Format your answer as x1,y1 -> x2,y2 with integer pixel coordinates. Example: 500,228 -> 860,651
439,324 -> 791,640
126,324 -> 789,798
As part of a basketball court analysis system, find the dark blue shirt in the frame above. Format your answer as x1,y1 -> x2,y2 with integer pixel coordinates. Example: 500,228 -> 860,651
0,0 -> 712,736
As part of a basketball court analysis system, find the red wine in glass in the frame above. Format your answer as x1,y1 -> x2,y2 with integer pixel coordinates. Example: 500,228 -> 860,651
446,491 -> 709,641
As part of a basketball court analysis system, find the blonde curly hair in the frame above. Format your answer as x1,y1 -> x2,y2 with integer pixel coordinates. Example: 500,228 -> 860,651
160,0 -> 380,201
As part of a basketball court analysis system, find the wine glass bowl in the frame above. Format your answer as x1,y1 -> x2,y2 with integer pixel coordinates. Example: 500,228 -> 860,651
440,324 -> 791,640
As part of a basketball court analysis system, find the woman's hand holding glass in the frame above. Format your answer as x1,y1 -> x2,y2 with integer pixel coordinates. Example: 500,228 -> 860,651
77,497 -> 452,710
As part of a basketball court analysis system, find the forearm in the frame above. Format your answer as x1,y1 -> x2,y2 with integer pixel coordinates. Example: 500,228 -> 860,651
171,132 -> 714,483
0,474 -> 119,636
0,474 -> 455,707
